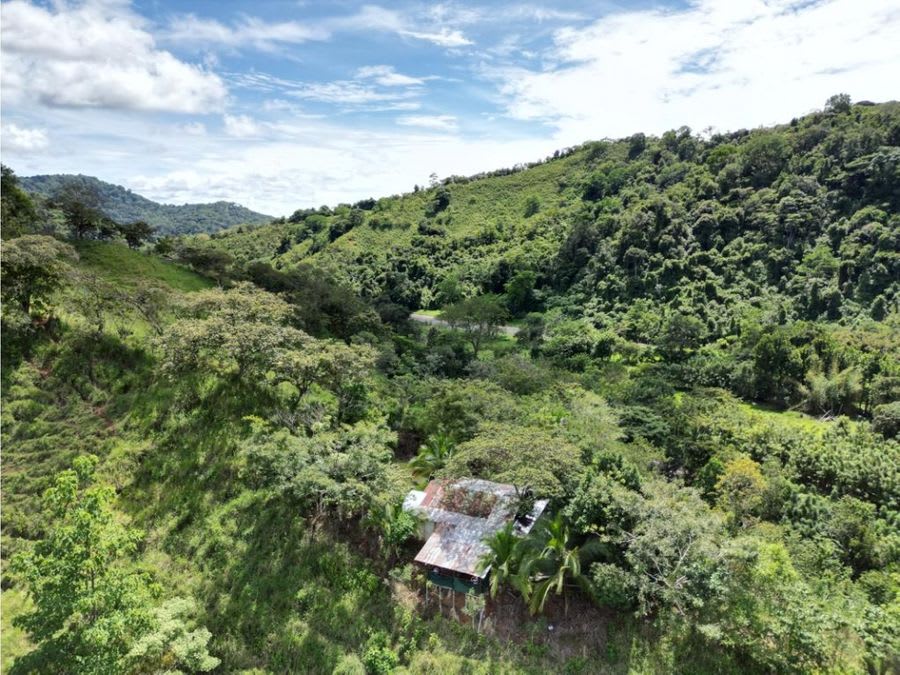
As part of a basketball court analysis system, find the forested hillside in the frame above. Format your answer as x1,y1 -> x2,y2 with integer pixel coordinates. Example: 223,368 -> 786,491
2,98 -> 898,674
210,98 -> 899,325
19,174 -> 272,236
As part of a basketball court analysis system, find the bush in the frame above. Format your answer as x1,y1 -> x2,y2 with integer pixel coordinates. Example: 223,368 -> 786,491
873,401 -> 900,439
362,632 -> 399,675
590,563 -> 635,610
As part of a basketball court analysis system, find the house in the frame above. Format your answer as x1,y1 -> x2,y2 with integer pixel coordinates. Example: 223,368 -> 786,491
403,478 -> 548,593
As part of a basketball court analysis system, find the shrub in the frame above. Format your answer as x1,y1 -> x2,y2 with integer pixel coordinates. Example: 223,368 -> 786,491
873,401 -> 900,438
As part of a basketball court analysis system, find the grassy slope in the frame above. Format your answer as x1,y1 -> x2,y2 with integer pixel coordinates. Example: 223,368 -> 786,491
209,146 -> 593,273
73,240 -> 213,292
1,243 -> 212,670
330,150 -> 588,254
1,591 -> 32,674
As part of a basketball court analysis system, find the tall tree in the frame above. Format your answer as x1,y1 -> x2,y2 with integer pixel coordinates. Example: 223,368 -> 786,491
1,165 -> 38,237
478,522 -> 525,599
11,456 -> 156,674
118,220 -> 155,249
524,513 -> 584,616
0,235 -> 77,317
56,183 -> 104,240
440,294 -> 509,356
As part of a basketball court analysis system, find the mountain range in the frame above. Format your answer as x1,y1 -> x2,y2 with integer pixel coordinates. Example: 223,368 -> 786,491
19,173 -> 273,237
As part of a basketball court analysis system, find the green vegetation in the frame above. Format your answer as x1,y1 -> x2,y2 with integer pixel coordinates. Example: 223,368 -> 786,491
19,173 -> 272,236
2,98 -> 899,674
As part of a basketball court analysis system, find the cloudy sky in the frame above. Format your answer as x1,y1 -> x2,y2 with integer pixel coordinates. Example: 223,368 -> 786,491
2,0 -> 899,216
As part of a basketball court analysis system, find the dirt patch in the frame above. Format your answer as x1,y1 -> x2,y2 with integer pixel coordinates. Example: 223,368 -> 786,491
417,583 -> 620,664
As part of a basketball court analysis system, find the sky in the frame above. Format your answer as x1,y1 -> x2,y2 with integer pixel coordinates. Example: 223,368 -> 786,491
1,0 -> 899,216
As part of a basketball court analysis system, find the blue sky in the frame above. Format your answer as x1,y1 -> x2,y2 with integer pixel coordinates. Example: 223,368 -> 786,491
2,0 -> 899,215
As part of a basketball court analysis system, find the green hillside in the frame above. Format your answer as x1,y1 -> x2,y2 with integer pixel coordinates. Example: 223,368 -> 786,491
2,99 -> 898,675
208,99 -> 899,327
19,173 -> 273,236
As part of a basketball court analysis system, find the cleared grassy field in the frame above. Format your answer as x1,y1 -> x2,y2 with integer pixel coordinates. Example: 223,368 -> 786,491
737,401 -> 834,436
1,590 -> 32,673
74,240 -> 213,293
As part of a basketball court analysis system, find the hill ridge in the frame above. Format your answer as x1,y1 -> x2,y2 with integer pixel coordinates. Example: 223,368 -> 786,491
19,173 -> 272,237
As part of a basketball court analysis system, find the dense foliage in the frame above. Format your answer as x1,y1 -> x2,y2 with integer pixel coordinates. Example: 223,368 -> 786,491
19,173 -> 272,236
2,98 -> 898,674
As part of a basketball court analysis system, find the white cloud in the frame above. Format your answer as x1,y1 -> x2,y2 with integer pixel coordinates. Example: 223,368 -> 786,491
1,123 -> 49,151
229,69 -> 424,107
397,115 -> 458,131
0,0 -> 226,113
494,0 -> 900,141
401,28 -> 473,47
223,114 -> 263,138
165,5 -> 474,52
163,14 -> 327,51
287,81 -> 418,105
179,122 -> 208,136
356,65 -> 425,87
328,5 -> 474,48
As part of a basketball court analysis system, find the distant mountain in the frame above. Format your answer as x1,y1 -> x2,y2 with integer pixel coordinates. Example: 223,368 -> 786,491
19,173 -> 273,237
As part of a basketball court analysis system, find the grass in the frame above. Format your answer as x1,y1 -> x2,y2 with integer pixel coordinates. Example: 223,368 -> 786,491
738,401 -> 833,436
1,590 -> 33,673
74,240 -> 213,293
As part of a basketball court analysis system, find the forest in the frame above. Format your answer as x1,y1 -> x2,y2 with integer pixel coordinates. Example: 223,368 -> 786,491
1,96 -> 898,674
17,174 -> 273,237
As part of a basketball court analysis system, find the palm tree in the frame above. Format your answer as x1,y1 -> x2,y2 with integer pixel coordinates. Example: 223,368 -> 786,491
478,522 -> 523,599
526,513 -> 583,617
409,432 -> 455,483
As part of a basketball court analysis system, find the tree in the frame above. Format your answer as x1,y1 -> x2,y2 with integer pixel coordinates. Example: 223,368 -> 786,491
504,270 -> 537,314
364,499 -> 420,562
656,312 -> 706,361
523,513 -> 584,616
124,598 -> 219,673
798,363 -> 863,417
1,164 -> 38,237
622,481 -> 724,617
750,328 -> 804,404
425,186 -> 451,216
563,470 -> 642,538
443,423 -> 581,500
478,522 -> 524,599
11,456 -> 156,674
0,235 -> 77,317
439,294 -> 509,356
523,195 -> 541,217
716,455 -> 766,529
873,401 -> 900,438
161,288 -> 307,384
118,220 -> 155,249
176,244 -> 233,285
409,432 -> 455,482
56,184 -> 104,240
710,538 -> 848,673
740,132 -> 788,188
128,285 -> 170,336
541,318 -> 604,367
825,93 -> 852,114
244,420 -> 394,526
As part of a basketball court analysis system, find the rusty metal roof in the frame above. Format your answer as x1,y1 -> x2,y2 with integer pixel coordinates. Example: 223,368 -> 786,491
405,478 -> 548,579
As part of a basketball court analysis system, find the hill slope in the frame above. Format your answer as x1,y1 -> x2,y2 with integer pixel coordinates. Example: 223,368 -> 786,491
206,99 -> 900,327
20,173 -> 273,236
2,100 -> 899,675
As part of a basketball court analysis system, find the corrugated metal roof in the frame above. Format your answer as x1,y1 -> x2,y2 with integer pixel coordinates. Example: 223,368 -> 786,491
405,478 -> 549,578
414,524 -> 493,577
